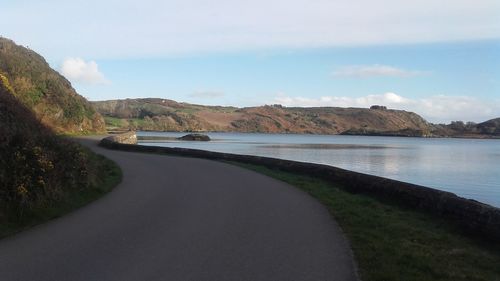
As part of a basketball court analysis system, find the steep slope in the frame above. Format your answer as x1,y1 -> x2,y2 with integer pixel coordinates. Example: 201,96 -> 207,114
0,73 -> 117,229
0,37 -> 104,134
93,98 -> 433,136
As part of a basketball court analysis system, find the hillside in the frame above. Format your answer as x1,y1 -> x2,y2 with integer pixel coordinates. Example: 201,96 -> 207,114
476,118 -> 500,135
0,37 -> 104,134
0,73 -> 118,235
93,98 -> 435,136
432,118 -> 500,138
94,98 -> 500,138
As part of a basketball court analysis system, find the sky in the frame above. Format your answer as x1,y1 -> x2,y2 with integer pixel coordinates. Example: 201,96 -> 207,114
1,0 -> 499,123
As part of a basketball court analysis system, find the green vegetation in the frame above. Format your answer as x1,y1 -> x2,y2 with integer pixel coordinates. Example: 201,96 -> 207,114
104,117 -> 154,130
234,163 -> 500,281
95,98 -> 226,132
93,98 -> 434,135
104,116 -> 129,128
0,37 -> 105,134
93,98 -> 500,137
0,152 -> 121,239
0,74 -> 121,238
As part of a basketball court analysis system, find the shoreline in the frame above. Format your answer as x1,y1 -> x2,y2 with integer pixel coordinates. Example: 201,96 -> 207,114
97,132 -> 500,279
100,132 -> 500,241
135,131 -> 500,208
114,129 -> 500,140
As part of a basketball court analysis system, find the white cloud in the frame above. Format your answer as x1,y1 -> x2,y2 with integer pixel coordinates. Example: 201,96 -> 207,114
273,92 -> 500,123
273,92 -> 410,108
189,91 -> 225,98
332,65 -> 425,78
60,58 -> 109,84
2,0 -> 499,58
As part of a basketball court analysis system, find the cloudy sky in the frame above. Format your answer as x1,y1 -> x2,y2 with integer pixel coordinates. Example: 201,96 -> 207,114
1,0 -> 499,122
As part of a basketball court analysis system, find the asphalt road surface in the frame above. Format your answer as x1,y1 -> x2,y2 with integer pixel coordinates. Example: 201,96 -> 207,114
0,137 -> 358,281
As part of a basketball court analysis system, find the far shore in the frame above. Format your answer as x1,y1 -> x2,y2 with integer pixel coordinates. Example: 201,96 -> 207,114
118,129 -> 500,140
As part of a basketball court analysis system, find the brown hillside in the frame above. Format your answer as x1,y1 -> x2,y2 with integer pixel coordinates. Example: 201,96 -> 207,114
93,98 -> 433,136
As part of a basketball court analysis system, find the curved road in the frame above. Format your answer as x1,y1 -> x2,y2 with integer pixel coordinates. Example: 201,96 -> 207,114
0,137 -> 358,281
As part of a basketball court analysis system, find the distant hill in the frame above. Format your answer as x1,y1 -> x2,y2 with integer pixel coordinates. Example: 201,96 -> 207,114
431,118 -> 500,138
476,118 -> 500,135
93,98 -> 500,138
0,37 -> 104,134
93,98 -> 435,136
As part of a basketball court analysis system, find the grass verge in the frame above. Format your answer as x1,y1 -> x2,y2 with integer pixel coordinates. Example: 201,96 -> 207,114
0,151 -> 122,239
233,162 -> 500,281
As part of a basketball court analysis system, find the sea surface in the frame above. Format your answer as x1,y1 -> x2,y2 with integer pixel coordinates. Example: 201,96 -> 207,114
138,131 -> 500,208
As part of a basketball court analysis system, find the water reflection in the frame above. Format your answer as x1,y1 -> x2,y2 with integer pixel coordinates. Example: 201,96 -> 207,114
138,132 -> 500,207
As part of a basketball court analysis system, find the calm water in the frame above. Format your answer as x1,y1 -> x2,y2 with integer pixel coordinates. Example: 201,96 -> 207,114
138,132 -> 500,208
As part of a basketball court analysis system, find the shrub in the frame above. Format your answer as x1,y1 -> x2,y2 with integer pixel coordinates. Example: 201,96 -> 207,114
0,76 -> 102,218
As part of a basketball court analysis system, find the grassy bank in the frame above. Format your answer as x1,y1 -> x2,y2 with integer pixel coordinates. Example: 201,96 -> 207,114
0,150 -> 122,239
233,162 -> 500,281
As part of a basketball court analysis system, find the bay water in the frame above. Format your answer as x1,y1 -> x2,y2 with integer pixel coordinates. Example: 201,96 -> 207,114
138,131 -> 500,208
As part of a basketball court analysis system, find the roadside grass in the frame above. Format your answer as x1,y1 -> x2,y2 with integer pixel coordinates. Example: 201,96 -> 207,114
233,162 -> 500,281
0,152 -> 122,239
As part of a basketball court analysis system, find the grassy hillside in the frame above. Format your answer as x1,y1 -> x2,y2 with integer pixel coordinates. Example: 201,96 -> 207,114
0,37 -> 105,134
93,98 -> 434,136
94,98 -> 500,138
0,74 -> 120,237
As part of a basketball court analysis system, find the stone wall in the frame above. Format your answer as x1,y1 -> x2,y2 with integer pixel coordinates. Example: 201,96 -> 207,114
100,133 -> 500,242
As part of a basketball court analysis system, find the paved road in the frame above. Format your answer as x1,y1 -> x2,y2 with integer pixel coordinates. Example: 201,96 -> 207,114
0,137 -> 358,281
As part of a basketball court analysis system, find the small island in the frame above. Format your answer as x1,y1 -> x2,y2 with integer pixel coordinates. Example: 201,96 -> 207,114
177,133 -> 211,141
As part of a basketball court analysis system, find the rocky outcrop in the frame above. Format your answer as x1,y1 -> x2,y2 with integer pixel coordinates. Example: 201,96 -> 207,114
103,131 -> 137,145
370,105 -> 387,110
177,134 -> 210,141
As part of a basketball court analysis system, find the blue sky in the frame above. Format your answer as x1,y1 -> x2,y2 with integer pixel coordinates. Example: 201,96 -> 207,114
1,0 -> 499,123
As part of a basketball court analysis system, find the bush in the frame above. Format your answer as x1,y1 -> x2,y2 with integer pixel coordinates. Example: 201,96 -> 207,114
0,75 -> 107,219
